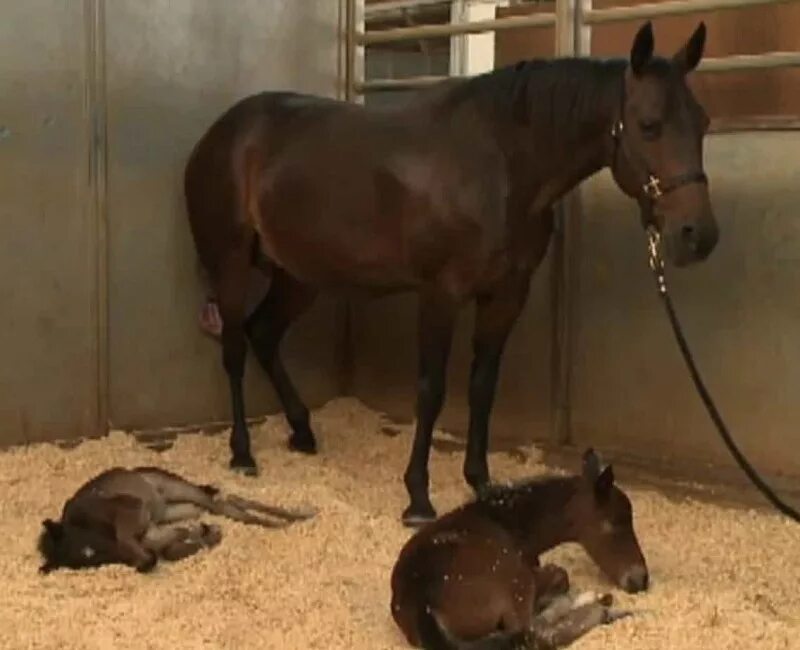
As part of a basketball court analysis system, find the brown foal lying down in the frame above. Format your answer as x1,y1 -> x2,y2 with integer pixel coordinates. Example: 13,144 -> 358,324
391,449 -> 648,648
38,466 -> 315,574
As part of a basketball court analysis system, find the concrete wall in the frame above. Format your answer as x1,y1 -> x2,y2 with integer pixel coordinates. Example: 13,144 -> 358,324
0,0 -> 344,446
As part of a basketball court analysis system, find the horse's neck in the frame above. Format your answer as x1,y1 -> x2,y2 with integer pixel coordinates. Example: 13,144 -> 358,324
494,479 -> 579,552
501,63 -> 622,213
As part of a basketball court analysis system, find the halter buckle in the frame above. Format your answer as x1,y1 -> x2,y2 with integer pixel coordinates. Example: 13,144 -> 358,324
643,175 -> 663,199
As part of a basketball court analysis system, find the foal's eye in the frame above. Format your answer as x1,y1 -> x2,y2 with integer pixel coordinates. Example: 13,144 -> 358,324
639,120 -> 662,139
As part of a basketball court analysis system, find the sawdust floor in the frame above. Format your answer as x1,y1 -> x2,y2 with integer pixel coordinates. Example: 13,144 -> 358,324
1,397 -> 798,649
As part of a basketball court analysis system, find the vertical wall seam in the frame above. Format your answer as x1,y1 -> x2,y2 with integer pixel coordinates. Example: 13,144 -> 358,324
85,0 -> 109,438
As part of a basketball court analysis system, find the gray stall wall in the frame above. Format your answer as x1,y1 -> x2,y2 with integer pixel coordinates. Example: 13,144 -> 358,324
0,1 -> 344,446
350,131 -> 800,481
0,2 -> 98,445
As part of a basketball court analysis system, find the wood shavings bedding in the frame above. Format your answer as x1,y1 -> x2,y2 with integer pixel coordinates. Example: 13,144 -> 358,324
0,398 -> 797,649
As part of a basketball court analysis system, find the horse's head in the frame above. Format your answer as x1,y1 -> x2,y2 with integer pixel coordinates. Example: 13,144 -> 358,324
37,518 -> 122,574
569,449 -> 649,594
611,21 -> 718,267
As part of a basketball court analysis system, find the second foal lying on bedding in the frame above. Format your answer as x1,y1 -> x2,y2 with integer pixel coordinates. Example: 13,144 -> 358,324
391,449 -> 648,649
38,466 -> 315,574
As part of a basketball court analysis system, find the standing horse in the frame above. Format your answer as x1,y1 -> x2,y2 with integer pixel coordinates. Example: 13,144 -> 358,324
184,21 -> 717,525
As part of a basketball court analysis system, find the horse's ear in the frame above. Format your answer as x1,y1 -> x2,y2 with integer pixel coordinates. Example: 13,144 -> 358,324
582,448 -> 601,482
630,21 -> 655,76
673,22 -> 706,74
42,519 -> 63,539
594,465 -> 615,498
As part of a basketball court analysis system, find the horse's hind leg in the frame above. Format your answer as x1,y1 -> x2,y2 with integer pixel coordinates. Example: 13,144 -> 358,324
217,242 -> 258,475
143,523 -> 222,562
245,266 -> 318,454
402,287 -> 458,526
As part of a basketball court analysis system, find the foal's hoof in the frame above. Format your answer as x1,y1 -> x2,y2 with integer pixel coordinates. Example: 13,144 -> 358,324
288,432 -> 318,455
201,524 -> 223,548
136,552 -> 158,574
401,503 -> 437,528
229,456 -> 259,477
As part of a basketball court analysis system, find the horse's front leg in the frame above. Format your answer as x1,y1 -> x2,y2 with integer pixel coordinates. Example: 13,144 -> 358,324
462,271 -> 532,491
463,208 -> 554,492
402,287 -> 458,527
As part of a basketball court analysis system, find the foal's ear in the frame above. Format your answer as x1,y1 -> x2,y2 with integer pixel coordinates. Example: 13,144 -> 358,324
42,519 -> 63,539
594,465 -> 615,499
630,21 -> 655,76
582,448 -> 602,482
673,22 -> 706,74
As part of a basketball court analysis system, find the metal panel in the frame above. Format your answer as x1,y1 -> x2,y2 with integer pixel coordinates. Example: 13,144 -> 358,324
0,2 -> 98,445
570,132 -> 800,478
105,0 -> 343,430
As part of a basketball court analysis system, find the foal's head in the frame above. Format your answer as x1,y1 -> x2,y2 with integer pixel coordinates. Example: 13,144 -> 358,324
569,449 -> 649,594
37,518 -> 121,574
611,21 -> 718,267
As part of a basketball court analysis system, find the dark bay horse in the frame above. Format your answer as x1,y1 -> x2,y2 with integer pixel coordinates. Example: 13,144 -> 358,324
38,466 -> 315,574
184,21 -> 717,525
390,449 -> 647,649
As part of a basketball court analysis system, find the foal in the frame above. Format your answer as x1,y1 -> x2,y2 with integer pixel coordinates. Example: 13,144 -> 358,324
38,466 -> 315,574
390,449 -> 648,648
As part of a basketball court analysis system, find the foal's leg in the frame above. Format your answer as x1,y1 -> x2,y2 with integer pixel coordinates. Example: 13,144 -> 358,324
462,271 -> 532,491
531,594 -> 631,649
143,522 -> 222,562
402,288 -> 458,526
217,245 -> 258,475
246,266 -> 318,454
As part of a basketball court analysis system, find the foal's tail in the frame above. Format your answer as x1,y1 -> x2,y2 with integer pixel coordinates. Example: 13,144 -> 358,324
416,605 -> 530,650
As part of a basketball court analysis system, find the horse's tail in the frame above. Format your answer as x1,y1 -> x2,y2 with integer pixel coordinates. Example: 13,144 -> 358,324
416,604 -> 529,650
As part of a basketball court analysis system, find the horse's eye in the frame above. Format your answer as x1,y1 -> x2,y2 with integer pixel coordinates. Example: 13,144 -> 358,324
639,120 -> 662,139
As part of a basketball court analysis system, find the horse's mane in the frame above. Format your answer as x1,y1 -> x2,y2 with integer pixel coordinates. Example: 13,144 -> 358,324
474,471 -> 577,508
429,57 -> 629,142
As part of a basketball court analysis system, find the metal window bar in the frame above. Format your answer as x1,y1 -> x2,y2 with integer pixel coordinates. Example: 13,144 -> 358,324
349,0 -> 800,98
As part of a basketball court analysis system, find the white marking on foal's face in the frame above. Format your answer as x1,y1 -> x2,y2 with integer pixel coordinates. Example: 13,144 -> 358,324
81,546 -> 96,559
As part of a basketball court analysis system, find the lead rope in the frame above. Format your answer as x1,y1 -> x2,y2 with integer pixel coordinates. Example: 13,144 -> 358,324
645,226 -> 800,523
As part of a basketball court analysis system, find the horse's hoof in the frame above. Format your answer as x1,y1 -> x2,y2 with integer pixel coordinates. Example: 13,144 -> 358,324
230,457 -> 259,477
402,503 -> 437,528
464,467 -> 490,493
288,433 -> 318,455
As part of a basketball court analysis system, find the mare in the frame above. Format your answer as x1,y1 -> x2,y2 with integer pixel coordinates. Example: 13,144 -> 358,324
184,20 -> 717,525
390,449 -> 648,648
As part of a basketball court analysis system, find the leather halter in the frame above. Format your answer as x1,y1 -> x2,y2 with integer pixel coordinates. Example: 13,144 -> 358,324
609,74 -> 708,213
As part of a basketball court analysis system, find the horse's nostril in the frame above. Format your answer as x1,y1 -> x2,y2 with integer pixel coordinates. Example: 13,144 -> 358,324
681,224 -> 697,241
